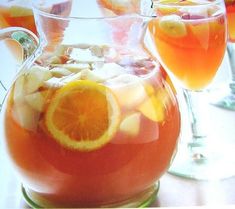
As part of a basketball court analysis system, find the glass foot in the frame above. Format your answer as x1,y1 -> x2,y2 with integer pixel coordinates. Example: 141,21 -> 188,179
22,182 -> 159,208
168,142 -> 235,180
211,93 -> 235,111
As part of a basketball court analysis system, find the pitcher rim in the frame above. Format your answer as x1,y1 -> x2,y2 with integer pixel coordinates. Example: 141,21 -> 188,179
31,2 -> 149,21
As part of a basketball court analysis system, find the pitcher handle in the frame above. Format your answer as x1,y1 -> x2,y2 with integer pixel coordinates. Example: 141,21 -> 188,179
0,27 -> 39,60
0,27 -> 39,110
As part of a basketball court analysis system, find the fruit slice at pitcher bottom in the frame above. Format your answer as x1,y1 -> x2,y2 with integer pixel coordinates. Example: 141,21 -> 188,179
45,80 -> 120,151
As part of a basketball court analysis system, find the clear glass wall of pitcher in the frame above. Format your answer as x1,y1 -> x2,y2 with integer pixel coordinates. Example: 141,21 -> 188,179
0,1 -> 181,207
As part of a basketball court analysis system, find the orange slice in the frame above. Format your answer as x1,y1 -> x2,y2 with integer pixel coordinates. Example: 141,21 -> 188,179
45,80 -> 120,151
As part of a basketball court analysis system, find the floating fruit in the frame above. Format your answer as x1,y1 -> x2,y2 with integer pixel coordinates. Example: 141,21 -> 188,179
25,91 -> 46,112
50,67 -> 72,77
13,75 -> 26,104
120,112 -> 141,136
138,89 -> 169,122
51,63 -> 91,73
93,63 -> 126,81
45,80 -> 120,151
159,14 -> 187,38
9,6 -> 33,17
13,103 -> 40,131
25,66 -> 52,94
107,74 -> 148,109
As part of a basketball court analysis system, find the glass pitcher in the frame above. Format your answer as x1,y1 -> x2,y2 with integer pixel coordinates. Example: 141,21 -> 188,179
0,1 -> 181,208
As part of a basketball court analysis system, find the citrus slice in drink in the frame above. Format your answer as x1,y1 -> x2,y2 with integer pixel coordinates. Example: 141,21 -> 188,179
45,80 -> 120,151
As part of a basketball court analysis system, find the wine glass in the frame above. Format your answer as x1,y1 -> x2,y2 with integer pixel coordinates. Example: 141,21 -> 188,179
211,0 -> 235,110
0,0 -> 37,34
147,0 -> 235,179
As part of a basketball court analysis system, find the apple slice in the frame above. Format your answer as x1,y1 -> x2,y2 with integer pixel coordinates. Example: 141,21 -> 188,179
80,69 -> 104,82
107,74 -> 148,109
13,103 -> 40,131
51,63 -> 91,73
93,63 -> 126,81
13,75 -> 26,104
25,66 -> 52,94
25,91 -> 46,112
50,67 -> 72,77
138,89 -> 169,122
70,48 -> 104,63
120,112 -> 141,136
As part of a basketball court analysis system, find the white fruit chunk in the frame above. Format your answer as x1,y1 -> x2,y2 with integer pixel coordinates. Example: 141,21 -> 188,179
62,72 -> 82,83
25,92 -> 45,112
80,69 -> 104,82
138,89 -> 169,122
44,77 -> 65,88
53,45 -> 68,56
50,67 -> 72,77
93,63 -> 126,80
10,6 -> 33,17
120,112 -> 141,136
107,74 -> 148,109
159,15 -> 187,38
25,66 -> 52,94
51,63 -> 91,73
70,48 -> 104,63
13,75 -> 26,103
13,103 -> 40,131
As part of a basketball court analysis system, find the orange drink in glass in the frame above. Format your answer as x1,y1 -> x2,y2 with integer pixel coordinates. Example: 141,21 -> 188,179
225,0 -> 235,42
0,1 -> 36,34
146,0 -> 233,180
148,2 -> 227,90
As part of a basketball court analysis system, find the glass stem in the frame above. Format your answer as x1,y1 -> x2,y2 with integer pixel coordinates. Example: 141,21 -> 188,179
0,80 -> 7,111
227,42 -> 235,94
183,89 -> 209,161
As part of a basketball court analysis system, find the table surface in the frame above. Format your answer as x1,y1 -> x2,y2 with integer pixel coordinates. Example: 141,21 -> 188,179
1,39 -> 235,209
